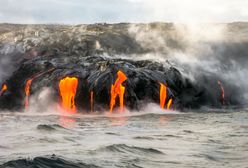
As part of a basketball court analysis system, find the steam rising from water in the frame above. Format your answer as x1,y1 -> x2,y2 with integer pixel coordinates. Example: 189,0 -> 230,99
27,87 -> 57,113
128,23 -> 248,103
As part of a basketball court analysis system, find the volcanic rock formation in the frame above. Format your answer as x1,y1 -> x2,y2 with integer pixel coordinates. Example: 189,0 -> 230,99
0,23 -> 246,112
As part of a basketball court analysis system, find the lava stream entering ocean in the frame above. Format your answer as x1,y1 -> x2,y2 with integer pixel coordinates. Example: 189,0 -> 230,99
159,83 -> 167,109
24,68 -> 55,110
90,91 -> 94,112
218,80 -> 225,105
159,83 -> 173,110
0,84 -> 7,96
110,70 -> 127,113
59,77 -> 78,113
25,79 -> 32,109
166,98 -> 173,110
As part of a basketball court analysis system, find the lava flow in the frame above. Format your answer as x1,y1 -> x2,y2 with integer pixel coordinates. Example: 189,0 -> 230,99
90,91 -> 94,112
166,98 -> 173,110
24,68 -> 55,109
110,70 -> 127,113
159,83 -> 173,110
25,79 -> 33,109
0,84 -> 7,96
159,83 -> 167,108
218,80 -> 225,105
59,77 -> 78,113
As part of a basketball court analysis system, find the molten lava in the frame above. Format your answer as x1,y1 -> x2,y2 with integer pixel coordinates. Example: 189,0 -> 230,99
25,79 -> 33,109
90,91 -> 94,112
59,77 -> 78,113
159,83 -> 167,109
0,84 -> 7,96
159,83 -> 173,110
110,70 -> 127,113
218,80 -> 225,105
166,98 -> 173,110
24,68 -> 55,109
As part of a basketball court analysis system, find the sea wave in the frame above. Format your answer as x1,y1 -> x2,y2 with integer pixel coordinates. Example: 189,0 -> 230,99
97,144 -> 164,155
0,155 -> 100,168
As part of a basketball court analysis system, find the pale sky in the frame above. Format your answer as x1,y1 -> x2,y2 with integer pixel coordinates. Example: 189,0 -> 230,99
0,0 -> 247,24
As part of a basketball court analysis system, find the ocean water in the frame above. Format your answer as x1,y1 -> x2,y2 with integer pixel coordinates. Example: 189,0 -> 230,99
0,106 -> 248,168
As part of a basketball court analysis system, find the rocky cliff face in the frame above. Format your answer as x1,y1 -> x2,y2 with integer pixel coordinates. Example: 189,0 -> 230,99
0,23 -> 247,112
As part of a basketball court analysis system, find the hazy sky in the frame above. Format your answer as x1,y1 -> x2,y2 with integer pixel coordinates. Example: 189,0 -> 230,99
0,0 -> 247,23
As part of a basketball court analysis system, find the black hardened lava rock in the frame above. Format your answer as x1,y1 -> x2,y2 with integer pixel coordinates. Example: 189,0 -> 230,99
0,23 -> 245,111
0,54 -> 239,112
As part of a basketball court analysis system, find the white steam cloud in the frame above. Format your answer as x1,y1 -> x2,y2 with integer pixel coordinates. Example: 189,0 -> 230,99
128,22 -> 248,103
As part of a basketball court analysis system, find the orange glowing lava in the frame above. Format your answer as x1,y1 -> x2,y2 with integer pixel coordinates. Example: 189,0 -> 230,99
0,84 -> 7,96
218,80 -> 225,105
59,77 -> 78,113
159,83 -> 167,108
90,91 -> 94,112
166,98 -> 173,110
110,70 -> 127,113
23,68 -> 55,110
25,79 -> 33,109
159,83 -> 173,110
